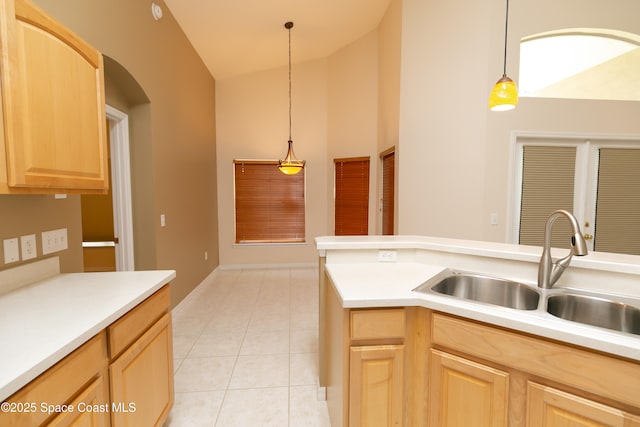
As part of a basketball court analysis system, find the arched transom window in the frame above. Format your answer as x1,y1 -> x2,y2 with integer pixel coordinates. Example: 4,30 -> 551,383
519,29 -> 640,101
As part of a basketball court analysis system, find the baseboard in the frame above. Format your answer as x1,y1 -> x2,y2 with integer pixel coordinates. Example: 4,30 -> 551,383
218,262 -> 317,270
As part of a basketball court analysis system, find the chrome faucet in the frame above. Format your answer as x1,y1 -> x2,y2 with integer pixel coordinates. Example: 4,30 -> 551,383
538,210 -> 589,289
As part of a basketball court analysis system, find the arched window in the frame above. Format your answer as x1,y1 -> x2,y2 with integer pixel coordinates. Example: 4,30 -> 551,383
519,29 -> 640,101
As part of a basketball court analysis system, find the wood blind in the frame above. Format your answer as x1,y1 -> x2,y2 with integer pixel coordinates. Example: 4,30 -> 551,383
519,146 -> 576,248
334,157 -> 370,236
234,161 -> 305,243
381,148 -> 395,235
594,148 -> 640,255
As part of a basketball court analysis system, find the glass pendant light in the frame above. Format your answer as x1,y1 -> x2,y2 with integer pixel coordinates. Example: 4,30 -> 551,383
489,0 -> 518,111
278,21 -> 306,175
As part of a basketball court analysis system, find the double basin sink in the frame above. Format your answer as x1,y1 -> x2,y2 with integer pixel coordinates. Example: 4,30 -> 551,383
412,268 -> 640,336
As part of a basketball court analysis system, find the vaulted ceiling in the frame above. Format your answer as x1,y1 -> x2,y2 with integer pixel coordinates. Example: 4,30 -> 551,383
163,0 -> 393,80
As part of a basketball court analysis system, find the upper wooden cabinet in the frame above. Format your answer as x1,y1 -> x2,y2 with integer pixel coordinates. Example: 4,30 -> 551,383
0,0 -> 108,193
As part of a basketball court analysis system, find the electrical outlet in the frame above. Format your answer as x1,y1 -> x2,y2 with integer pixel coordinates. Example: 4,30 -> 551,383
3,238 -> 19,264
378,250 -> 397,262
42,228 -> 68,255
21,234 -> 37,260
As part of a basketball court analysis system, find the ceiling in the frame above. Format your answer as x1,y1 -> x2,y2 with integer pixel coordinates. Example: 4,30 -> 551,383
162,0 -> 393,80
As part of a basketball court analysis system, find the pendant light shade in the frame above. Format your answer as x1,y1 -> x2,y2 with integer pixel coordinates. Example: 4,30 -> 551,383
279,140 -> 305,175
489,75 -> 518,111
489,0 -> 518,111
278,21 -> 305,175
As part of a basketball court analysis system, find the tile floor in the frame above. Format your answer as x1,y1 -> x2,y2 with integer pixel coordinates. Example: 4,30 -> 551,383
166,267 -> 331,426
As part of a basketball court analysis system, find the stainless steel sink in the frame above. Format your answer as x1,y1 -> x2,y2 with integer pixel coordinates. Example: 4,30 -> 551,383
546,294 -> 640,336
413,269 -> 540,310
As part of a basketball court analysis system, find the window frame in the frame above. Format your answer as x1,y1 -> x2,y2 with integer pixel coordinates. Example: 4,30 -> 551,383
233,159 -> 306,245
508,131 -> 640,252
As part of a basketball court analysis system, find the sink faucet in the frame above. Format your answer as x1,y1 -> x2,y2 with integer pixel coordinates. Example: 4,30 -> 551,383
538,210 -> 589,289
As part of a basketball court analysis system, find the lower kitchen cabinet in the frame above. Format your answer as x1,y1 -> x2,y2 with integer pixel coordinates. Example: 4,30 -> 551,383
0,285 -> 173,427
325,274 -> 413,427
527,382 -> 640,427
428,349 -> 508,427
107,285 -> 173,427
349,344 -> 405,426
0,333 -> 110,427
47,377 -> 110,427
431,313 -> 640,427
323,274 -> 640,426
109,313 -> 173,427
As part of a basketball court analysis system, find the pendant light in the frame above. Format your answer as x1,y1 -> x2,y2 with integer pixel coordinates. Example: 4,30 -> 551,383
278,21 -> 306,175
489,0 -> 518,111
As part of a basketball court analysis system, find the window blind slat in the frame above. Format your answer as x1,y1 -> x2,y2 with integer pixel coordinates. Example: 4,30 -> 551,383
234,161 -> 305,243
519,146 -> 576,248
594,148 -> 640,255
334,158 -> 370,236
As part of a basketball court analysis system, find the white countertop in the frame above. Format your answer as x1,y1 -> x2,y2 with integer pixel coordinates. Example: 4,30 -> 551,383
0,269 -> 176,401
318,236 -> 640,361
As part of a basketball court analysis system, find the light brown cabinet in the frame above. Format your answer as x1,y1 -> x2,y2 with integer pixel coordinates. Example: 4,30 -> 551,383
107,286 -> 174,427
527,382 -> 640,427
431,313 -> 640,427
325,274 -> 411,427
0,0 -> 108,193
323,273 -> 640,426
349,343 -> 405,426
0,285 -> 173,427
0,333 -> 110,426
428,349 -> 508,427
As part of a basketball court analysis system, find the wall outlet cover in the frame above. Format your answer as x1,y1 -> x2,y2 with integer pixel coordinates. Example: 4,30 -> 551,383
4,238 -> 20,264
21,234 -> 37,260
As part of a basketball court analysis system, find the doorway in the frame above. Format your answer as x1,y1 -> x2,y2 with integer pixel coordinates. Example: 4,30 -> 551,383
81,105 -> 134,271
380,147 -> 395,235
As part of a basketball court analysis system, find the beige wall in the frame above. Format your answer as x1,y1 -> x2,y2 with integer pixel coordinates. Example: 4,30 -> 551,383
216,1 -> 403,265
216,60 -> 329,266
0,0 -> 219,306
377,0 -> 403,233
327,31 -> 380,235
398,0 -> 640,242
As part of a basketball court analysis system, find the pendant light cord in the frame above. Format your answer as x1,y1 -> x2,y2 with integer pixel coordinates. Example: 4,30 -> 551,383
502,0 -> 509,76
286,21 -> 293,142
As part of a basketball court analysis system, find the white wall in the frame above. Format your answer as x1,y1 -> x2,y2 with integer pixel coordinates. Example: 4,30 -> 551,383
398,0 -> 640,242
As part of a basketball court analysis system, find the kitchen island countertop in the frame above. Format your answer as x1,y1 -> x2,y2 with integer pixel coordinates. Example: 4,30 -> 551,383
317,235 -> 640,361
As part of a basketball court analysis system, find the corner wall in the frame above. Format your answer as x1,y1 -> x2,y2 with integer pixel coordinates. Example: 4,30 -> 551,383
398,0 -> 640,243
15,0 -> 220,306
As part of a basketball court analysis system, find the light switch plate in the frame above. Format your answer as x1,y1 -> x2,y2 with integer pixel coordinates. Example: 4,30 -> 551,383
42,228 -> 68,255
4,238 -> 20,264
21,234 -> 37,260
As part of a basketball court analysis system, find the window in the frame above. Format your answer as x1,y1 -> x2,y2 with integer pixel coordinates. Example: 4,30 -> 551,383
519,29 -> 640,101
512,135 -> 640,255
334,157 -> 370,235
234,160 -> 305,243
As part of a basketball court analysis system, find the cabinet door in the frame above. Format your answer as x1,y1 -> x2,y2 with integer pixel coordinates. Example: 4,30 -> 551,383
349,344 -> 405,427
429,349 -> 509,427
527,382 -> 640,427
109,312 -> 174,427
46,377 -> 110,427
0,0 -> 108,191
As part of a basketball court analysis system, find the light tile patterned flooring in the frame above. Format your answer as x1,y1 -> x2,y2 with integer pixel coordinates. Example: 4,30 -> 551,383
166,267 -> 331,426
